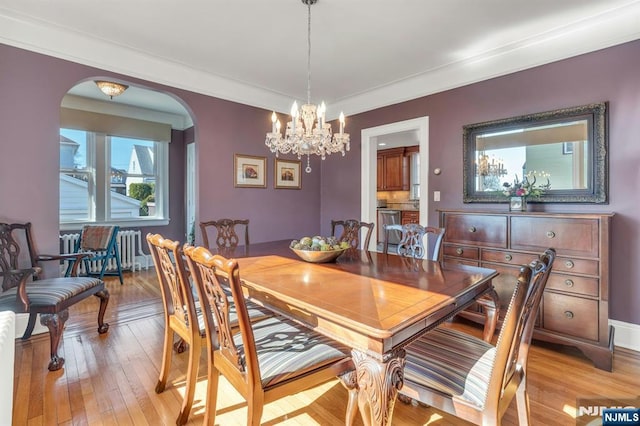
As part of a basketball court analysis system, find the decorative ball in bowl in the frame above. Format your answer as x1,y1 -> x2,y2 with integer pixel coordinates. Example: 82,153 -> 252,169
290,236 -> 350,263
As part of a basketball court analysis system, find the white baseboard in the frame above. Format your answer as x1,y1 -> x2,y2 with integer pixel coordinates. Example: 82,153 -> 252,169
610,319 -> 640,352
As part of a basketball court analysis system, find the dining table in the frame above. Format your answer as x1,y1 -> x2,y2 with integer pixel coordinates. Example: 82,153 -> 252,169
220,240 -> 499,426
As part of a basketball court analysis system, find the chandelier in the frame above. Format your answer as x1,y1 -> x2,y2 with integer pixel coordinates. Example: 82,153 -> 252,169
476,153 -> 507,177
94,80 -> 129,99
265,0 -> 349,173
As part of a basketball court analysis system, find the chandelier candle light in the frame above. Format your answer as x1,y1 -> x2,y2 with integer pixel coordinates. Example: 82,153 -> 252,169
265,0 -> 349,173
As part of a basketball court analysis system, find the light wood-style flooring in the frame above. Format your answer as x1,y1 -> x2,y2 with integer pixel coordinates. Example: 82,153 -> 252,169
12,269 -> 640,425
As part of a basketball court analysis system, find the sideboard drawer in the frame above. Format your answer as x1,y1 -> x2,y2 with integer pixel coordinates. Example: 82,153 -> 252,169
481,249 -> 534,266
546,273 -> 599,297
543,293 -> 599,341
553,256 -> 599,276
444,214 -> 507,248
510,217 -> 599,257
443,244 -> 479,260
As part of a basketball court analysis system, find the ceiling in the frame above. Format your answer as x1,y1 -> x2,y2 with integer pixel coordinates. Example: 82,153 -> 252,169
2,0 -> 640,120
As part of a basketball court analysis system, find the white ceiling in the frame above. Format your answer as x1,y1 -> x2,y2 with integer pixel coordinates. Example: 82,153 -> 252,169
2,0 -> 640,120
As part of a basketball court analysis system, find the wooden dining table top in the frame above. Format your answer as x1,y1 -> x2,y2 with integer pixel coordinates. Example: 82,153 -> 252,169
225,240 -> 498,355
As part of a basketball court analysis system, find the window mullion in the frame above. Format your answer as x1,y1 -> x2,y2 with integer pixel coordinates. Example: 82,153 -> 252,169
94,134 -> 108,222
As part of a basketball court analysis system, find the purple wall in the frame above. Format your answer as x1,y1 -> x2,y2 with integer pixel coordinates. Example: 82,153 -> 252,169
321,39 -> 640,325
0,43 -> 322,278
1,39 -> 639,325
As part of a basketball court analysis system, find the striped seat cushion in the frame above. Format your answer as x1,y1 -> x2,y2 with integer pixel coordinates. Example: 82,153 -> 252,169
403,327 -> 496,409
195,299 -> 273,338
232,315 -> 351,388
0,277 -> 103,311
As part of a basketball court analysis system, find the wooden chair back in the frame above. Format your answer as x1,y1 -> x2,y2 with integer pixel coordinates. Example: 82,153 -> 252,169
184,245 -> 358,425
384,224 -> 445,261
183,246 -> 256,385
199,219 -> 249,254
67,225 -> 123,284
0,222 -> 109,371
146,233 -> 202,425
401,248 -> 555,424
0,222 -> 35,293
330,219 -> 375,249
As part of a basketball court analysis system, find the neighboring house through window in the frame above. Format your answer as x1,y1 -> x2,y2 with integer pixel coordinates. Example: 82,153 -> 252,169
59,128 -> 169,229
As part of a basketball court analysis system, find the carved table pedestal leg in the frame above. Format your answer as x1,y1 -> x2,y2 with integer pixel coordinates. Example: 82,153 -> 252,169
352,348 -> 405,426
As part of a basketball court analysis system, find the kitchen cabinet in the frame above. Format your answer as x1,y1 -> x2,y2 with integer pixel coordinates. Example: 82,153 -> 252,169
401,210 -> 419,225
377,148 -> 408,191
439,209 -> 614,371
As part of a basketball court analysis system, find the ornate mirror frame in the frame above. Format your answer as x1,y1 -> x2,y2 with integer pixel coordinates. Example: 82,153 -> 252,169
463,102 -> 608,204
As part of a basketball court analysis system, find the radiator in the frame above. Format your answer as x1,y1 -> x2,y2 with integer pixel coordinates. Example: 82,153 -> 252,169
60,229 -> 150,274
0,311 -> 15,425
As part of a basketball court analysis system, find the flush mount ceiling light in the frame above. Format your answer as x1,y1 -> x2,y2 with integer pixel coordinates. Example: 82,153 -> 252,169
94,80 -> 129,99
265,0 -> 349,173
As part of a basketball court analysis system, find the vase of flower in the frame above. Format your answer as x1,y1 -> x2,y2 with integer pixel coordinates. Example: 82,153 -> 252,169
502,171 -> 551,212
509,196 -> 526,212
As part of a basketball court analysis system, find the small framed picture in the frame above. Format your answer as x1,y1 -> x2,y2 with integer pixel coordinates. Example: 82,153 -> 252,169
234,154 -> 266,188
274,159 -> 301,189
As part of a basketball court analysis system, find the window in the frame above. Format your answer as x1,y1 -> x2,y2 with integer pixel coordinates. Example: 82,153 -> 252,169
60,128 -> 169,228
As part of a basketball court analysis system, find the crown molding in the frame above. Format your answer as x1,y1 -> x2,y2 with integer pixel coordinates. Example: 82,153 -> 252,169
1,3 -> 640,120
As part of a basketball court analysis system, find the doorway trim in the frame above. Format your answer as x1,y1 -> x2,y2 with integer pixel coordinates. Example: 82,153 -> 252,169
360,116 -> 430,251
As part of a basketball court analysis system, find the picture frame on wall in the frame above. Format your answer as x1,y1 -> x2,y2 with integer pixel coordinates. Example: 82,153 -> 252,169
274,159 -> 301,189
234,154 -> 267,188
562,142 -> 574,155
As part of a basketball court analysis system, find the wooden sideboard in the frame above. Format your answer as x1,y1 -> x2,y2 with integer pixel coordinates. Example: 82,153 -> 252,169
439,210 -> 614,371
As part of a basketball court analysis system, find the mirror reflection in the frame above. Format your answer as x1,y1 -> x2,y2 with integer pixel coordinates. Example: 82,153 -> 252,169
463,102 -> 607,204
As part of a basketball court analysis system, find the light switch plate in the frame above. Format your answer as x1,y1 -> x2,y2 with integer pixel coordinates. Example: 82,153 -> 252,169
434,191 -> 440,202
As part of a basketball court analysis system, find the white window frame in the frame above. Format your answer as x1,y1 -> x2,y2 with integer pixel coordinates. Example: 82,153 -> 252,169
60,130 -> 170,231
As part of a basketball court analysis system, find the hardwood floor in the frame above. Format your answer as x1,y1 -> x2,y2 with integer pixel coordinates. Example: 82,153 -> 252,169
13,269 -> 640,425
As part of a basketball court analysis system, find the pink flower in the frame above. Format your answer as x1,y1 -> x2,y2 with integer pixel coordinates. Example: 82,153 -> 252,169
516,188 -> 526,196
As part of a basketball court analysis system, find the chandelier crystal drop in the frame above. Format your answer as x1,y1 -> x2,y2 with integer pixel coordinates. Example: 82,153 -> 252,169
265,0 -> 349,173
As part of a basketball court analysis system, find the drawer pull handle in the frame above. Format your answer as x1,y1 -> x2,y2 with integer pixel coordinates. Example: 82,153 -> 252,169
565,260 -> 575,269
564,311 -> 574,319
546,231 -> 556,238
456,248 -> 464,255
468,226 -> 476,233
505,254 -> 512,261
564,279 -> 575,288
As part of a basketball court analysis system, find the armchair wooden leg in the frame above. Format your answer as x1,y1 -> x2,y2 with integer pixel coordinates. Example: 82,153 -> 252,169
515,379 -> 531,425
21,312 -> 38,339
176,338 -> 201,426
203,364 -> 220,426
94,289 -> 110,334
155,327 -> 175,393
40,310 -> 69,371
339,370 -> 359,426
477,288 -> 500,343
173,338 -> 188,353
247,394 -> 265,426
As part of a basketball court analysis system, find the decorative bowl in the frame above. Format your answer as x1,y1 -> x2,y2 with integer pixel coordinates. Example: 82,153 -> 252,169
291,248 -> 347,263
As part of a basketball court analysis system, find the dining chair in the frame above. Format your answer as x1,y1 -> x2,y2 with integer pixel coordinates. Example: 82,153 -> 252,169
146,233 -> 273,425
331,219 -> 375,249
199,218 -> 249,255
64,225 -> 124,284
383,223 -> 445,261
400,248 -> 556,425
183,245 -> 359,426
0,222 -> 109,371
